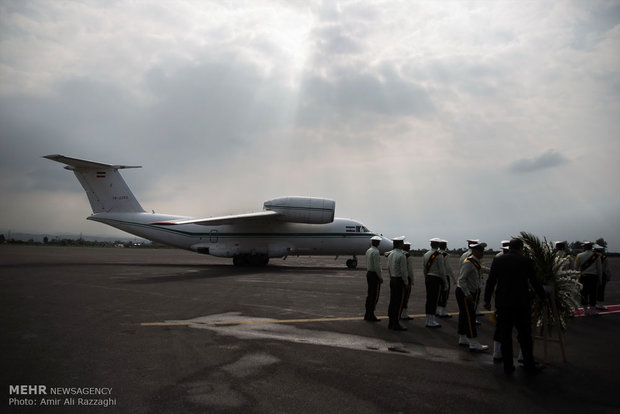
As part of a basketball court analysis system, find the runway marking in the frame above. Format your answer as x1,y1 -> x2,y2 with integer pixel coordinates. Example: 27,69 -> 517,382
141,316 -> 363,327
141,311 -> 494,327
144,312 -> 479,364
141,305 -> 620,327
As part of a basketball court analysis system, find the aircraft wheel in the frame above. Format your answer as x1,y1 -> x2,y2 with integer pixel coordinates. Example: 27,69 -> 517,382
346,259 -> 358,269
234,254 -> 269,266
233,255 -> 245,266
249,254 -> 269,266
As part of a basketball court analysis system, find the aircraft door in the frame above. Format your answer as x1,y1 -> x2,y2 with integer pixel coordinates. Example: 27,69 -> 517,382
210,230 -> 218,243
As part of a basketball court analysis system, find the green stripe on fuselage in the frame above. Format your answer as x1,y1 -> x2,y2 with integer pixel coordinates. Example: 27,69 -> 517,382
90,217 -> 374,239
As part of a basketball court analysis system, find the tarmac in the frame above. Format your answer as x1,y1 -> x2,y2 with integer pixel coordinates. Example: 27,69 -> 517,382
1,245 -> 619,414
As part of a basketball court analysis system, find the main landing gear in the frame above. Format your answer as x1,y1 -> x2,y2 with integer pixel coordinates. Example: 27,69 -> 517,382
345,256 -> 358,269
233,254 -> 269,266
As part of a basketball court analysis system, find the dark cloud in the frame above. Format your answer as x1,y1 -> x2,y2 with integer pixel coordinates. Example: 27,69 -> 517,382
297,70 -> 434,125
0,77 -> 143,193
143,62 -> 270,144
570,1 -> 620,50
508,149 -> 569,174
0,56 -> 296,191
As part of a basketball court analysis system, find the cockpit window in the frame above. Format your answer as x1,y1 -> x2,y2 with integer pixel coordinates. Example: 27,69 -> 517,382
347,225 -> 371,233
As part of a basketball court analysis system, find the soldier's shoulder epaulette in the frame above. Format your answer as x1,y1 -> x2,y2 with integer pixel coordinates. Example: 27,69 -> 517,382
464,256 -> 481,271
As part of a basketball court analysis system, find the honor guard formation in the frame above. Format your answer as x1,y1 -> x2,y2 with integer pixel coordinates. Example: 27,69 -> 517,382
367,236 -> 612,375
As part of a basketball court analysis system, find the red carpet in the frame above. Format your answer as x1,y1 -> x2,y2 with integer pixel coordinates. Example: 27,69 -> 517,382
573,304 -> 620,317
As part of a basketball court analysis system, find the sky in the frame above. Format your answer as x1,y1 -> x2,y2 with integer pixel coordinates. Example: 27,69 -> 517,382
1,0 -> 619,251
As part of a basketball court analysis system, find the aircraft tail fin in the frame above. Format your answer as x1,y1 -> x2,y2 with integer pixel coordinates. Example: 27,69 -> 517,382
44,154 -> 145,213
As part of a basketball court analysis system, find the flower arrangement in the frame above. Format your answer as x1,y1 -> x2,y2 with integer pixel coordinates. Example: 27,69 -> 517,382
519,231 -> 582,330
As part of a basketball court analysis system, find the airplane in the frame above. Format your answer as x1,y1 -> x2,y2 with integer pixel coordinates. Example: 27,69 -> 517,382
44,154 -> 393,267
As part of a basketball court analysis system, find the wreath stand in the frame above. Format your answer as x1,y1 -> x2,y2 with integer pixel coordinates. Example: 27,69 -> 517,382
533,285 -> 567,363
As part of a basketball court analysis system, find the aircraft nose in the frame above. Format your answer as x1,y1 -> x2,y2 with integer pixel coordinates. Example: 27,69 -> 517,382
378,236 -> 393,253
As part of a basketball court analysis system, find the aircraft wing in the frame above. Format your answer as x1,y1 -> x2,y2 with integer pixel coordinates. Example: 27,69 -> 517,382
152,210 -> 281,226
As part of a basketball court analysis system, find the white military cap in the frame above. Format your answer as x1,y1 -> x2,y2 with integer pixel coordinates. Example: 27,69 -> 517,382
429,237 -> 442,243
582,241 -> 594,246
554,240 -> 567,247
501,240 -> 510,248
440,239 -> 448,244
392,236 -> 406,241
593,244 -> 604,250
371,236 -> 382,241
470,241 -> 487,249
466,239 -> 480,246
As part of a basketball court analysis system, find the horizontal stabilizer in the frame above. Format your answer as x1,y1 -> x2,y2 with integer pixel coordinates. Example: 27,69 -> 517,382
44,154 -> 141,170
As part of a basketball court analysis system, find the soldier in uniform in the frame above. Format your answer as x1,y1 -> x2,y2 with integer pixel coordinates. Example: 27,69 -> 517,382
401,242 -> 414,320
423,238 -> 447,328
575,241 -> 602,316
497,240 -> 510,258
364,236 -> 383,322
459,238 -> 488,322
459,239 -> 480,265
437,240 -> 454,318
595,244 -> 610,311
491,240 -> 510,362
456,241 -> 488,351
387,236 -> 408,331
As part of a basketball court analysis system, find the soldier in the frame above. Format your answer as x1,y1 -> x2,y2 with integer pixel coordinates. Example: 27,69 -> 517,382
387,236 -> 408,331
423,238 -> 447,328
496,240 -> 510,258
460,239 -> 488,323
364,236 -> 383,322
575,241 -> 602,316
401,242 -> 414,320
492,240 -> 510,362
595,244 -> 610,311
459,239 -> 480,265
456,241 -> 488,351
437,240 -> 453,318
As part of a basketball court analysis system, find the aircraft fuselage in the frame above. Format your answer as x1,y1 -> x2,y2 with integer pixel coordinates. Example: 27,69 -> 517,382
90,213 -> 382,258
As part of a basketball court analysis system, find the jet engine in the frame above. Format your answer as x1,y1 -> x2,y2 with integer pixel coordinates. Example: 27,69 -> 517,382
263,197 -> 335,224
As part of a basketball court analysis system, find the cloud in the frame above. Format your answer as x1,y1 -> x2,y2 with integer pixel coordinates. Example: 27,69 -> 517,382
508,149 -> 570,174
1,1 -> 619,250
297,70 -> 434,127
312,25 -> 364,56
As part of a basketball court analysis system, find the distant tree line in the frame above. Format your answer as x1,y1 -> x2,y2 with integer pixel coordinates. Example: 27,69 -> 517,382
0,234 -> 166,249
569,238 -> 607,251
